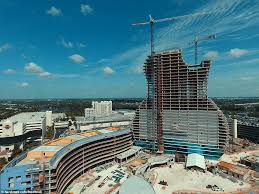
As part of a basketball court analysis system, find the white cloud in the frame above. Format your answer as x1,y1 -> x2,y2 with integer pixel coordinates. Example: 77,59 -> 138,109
19,82 -> 29,88
229,48 -> 248,58
81,4 -> 93,15
60,38 -> 73,48
203,51 -> 219,60
25,62 -> 44,74
0,43 -> 11,53
77,43 -> 86,48
97,58 -> 111,64
24,62 -> 52,78
58,37 -> 86,49
46,6 -> 62,16
3,69 -> 16,75
103,66 -> 115,75
69,54 -> 86,63
38,71 -> 52,78
24,62 -> 81,79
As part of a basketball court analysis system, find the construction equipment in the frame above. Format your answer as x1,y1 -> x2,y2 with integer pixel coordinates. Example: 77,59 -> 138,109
189,34 -> 216,64
132,12 -> 207,54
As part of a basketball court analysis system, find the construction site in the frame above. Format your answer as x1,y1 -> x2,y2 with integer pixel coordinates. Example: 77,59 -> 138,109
65,146 -> 259,194
1,12 -> 259,194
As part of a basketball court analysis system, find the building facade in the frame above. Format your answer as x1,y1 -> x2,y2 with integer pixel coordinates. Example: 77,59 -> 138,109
227,116 -> 259,144
237,124 -> 259,143
46,111 -> 52,127
85,101 -> 113,118
0,112 -> 47,153
133,50 -> 229,158
0,127 -> 133,193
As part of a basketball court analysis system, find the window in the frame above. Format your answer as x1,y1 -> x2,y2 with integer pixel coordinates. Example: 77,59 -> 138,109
26,174 -> 31,178
16,176 -> 21,181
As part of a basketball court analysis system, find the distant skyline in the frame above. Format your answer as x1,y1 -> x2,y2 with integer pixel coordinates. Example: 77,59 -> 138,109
1,0 -> 259,99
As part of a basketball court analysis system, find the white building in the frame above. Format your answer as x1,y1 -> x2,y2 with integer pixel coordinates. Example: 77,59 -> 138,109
85,108 -> 94,118
0,112 -> 47,151
0,112 -> 46,136
85,101 -> 112,118
46,111 -> 52,127
79,109 -> 135,131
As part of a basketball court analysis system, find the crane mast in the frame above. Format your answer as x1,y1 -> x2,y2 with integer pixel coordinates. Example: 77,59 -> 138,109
190,34 -> 216,64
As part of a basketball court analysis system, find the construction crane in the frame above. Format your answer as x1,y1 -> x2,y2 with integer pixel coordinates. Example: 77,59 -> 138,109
189,34 -> 216,64
132,12 -> 206,55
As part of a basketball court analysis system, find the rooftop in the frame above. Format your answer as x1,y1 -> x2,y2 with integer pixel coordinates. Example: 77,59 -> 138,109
15,127 -> 130,166
186,153 -> 206,170
241,154 -> 259,164
116,146 -> 142,160
218,161 -> 250,176
0,112 -> 46,124
148,155 -> 172,165
119,175 -> 156,194
76,111 -> 134,124
80,130 -> 102,137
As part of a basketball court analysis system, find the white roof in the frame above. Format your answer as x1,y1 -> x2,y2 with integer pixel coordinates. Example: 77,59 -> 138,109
186,153 -> 206,170
116,146 -> 142,160
1,112 -> 46,124
148,155 -> 172,166
119,176 -> 156,194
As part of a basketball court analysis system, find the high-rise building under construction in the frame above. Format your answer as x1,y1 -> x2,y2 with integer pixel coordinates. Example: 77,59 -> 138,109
133,49 -> 229,158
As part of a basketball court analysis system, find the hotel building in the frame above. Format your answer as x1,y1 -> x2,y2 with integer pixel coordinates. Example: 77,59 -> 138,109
132,50 -> 230,158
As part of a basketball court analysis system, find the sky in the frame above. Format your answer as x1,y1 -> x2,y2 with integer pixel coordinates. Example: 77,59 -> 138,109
0,0 -> 259,99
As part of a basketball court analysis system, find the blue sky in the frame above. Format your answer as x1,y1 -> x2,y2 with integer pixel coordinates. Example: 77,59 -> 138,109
0,0 -> 259,99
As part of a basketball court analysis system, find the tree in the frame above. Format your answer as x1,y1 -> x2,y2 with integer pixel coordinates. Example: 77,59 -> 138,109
0,157 -> 8,170
10,145 -> 22,161
44,128 -> 54,140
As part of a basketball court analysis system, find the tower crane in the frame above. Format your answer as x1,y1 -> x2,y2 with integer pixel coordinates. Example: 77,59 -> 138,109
132,12 -> 206,55
189,34 -> 216,64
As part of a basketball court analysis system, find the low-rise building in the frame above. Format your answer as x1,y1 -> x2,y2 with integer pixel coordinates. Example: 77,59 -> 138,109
218,161 -> 250,180
186,153 -> 206,171
79,110 -> 135,131
0,127 -> 133,193
240,154 -> 259,172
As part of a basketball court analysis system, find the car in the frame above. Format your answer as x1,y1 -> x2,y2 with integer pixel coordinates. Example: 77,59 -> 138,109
206,185 -> 212,189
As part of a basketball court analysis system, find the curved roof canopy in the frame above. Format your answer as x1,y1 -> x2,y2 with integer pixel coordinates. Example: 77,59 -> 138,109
119,176 -> 156,194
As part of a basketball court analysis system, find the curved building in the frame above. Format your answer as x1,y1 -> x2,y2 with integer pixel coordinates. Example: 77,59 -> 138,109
133,50 -> 229,158
0,127 -> 132,193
